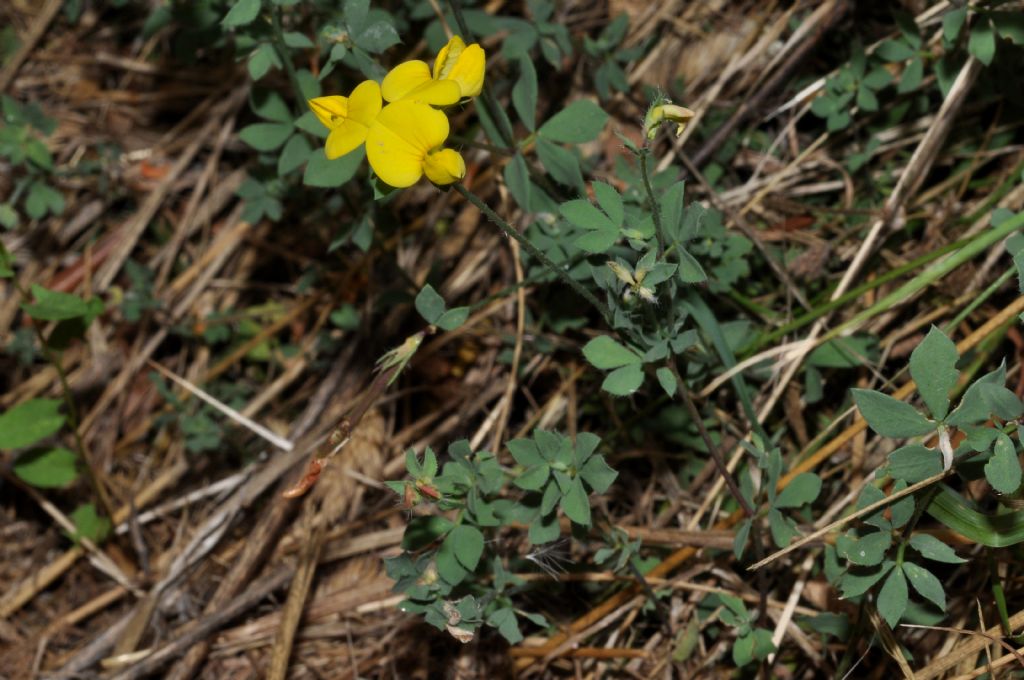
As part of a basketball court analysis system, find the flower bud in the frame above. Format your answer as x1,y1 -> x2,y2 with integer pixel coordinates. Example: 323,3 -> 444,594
644,101 -> 696,140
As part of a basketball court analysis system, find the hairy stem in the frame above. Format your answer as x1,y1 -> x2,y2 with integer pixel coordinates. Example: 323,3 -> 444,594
455,183 -> 615,326
671,363 -> 755,518
639,149 -> 666,258
271,9 -> 307,117
638,146 -> 677,335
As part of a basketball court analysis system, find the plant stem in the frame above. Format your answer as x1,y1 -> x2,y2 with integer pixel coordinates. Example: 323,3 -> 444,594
758,237 -> 968,348
47,346 -> 117,522
638,145 -> 677,335
446,0 -> 517,148
639,142 -> 755,518
455,183 -> 614,326
639,149 -> 666,258
271,9 -> 306,117
671,362 -> 755,518
449,135 -> 513,156
944,265 -> 1015,334
825,208 -> 1024,343
283,332 -> 422,498
988,550 -> 1021,643
14,281 -> 117,524
671,353 -> 768,626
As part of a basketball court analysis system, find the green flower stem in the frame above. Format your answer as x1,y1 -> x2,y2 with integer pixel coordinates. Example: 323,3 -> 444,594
640,140 -> 761,606
455,183 -> 614,326
638,145 -> 681,341
446,0 -> 517,149
636,142 -> 755,518
271,8 -> 306,117
669,362 -> 755,517
638,148 -> 667,257
670,357 -> 767,623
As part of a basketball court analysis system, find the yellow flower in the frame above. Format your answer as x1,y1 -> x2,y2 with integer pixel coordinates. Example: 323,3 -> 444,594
644,102 -> 695,140
366,101 -> 466,188
307,80 -> 382,159
433,36 -> 485,98
381,35 -> 485,105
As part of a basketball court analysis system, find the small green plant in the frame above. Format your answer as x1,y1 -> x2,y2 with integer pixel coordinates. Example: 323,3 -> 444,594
222,0 -> 1024,671
262,0 -> 770,651
837,323 -> 1024,628
152,385 -> 225,455
811,4 -> 1024,182
0,247 -> 110,543
385,430 -> 616,643
711,593 -> 776,667
734,434 -> 822,557
582,13 -> 646,101
0,95 -> 63,229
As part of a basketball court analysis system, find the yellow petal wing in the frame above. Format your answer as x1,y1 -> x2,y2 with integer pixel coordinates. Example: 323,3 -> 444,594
446,43 -> 485,98
308,96 -> 349,130
325,120 -> 369,159
347,80 -> 383,126
366,127 -> 423,188
401,79 -> 461,106
382,60 -> 432,103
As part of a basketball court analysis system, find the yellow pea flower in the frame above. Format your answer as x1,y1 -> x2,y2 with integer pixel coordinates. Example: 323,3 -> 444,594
381,35 -> 485,105
644,102 -> 695,140
307,80 -> 382,159
366,101 -> 466,188
433,35 -> 485,98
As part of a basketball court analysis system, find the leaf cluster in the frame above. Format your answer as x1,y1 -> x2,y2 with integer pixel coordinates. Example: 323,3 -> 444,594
0,95 -> 63,228
839,325 -> 1024,627
384,431 -> 616,643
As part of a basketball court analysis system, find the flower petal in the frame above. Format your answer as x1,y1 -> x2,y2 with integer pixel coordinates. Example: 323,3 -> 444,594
366,132 -> 423,188
381,101 -> 451,155
325,120 -> 369,159
446,43 -> 485,98
366,102 -> 450,187
433,35 -> 466,80
423,148 -> 465,185
347,80 -> 383,126
382,60 -> 432,102
401,79 -> 461,106
308,96 -> 349,130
